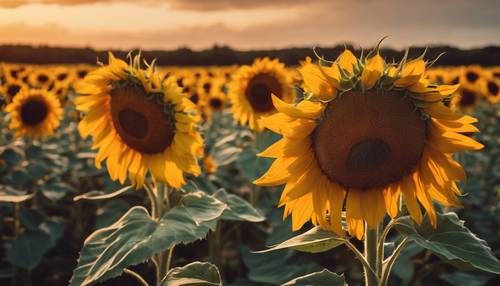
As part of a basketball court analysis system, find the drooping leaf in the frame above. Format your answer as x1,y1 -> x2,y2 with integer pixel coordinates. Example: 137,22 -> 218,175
40,181 -> 73,201
213,189 -> 265,222
73,185 -> 132,202
394,212 -> 500,274
257,226 -> 345,254
283,269 -> 347,286
179,191 -> 227,225
160,261 -> 222,286
70,191 -> 226,286
0,185 -> 33,203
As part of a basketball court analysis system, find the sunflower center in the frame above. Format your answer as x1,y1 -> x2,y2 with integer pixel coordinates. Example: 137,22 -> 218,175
203,83 -> 211,93
210,98 -> 223,109
38,74 -> 49,83
190,93 -> 199,104
465,71 -> 479,83
78,71 -> 88,78
245,73 -> 283,113
460,89 -> 476,106
7,85 -> 21,97
118,109 -> 149,139
313,90 -> 426,189
487,81 -> 499,96
110,86 -> 175,154
346,139 -> 391,172
20,99 -> 48,126
57,73 -> 68,81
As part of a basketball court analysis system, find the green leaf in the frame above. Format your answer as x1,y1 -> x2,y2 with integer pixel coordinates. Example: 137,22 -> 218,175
6,216 -> 64,270
70,191 -> 225,286
160,261 -> 222,286
236,148 -> 270,181
73,185 -> 132,202
40,181 -> 72,201
257,226 -> 345,254
6,230 -> 53,270
439,271 -> 491,286
241,247 -> 322,285
213,189 -> 265,222
0,185 -> 33,203
283,269 -> 347,286
0,147 -> 23,167
394,212 -> 500,274
179,191 -> 227,225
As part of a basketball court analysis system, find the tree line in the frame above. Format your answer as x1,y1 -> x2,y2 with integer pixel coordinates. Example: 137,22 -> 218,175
0,44 -> 499,66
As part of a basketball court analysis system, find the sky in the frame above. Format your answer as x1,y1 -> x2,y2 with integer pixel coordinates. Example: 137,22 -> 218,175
0,0 -> 499,50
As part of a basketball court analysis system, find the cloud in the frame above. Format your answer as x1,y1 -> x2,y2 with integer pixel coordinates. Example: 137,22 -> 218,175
168,0 -> 331,11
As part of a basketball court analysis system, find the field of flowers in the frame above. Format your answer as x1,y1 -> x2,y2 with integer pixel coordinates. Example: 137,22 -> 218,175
0,49 -> 499,286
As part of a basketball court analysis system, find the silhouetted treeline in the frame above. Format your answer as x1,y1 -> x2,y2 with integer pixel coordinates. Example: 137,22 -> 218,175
0,44 -> 499,66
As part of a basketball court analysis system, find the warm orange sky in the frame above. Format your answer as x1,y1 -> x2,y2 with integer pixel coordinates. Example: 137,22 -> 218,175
0,0 -> 499,50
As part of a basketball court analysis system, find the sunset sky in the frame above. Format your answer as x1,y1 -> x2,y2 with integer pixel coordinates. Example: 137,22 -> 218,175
0,0 -> 499,50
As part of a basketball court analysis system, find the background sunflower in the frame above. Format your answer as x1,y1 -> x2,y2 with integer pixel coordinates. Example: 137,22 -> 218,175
228,57 -> 295,131
5,88 -> 63,139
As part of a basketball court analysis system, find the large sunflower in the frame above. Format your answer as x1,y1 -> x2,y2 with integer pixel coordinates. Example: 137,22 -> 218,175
228,57 -> 295,131
254,49 -> 483,239
5,88 -> 63,139
75,53 -> 203,188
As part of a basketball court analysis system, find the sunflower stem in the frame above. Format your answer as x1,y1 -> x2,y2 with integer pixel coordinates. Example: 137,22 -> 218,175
364,224 -> 380,286
153,183 -> 174,284
380,237 -> 410,286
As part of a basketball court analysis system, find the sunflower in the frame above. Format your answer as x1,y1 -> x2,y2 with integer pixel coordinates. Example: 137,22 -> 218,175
228,57 -> 295,131
1,64 -> 27,82
1,80 -> 27,102
481,77 -> 500,104
460,65 -> 483,88
202,154 -> 218,175
451,84 -> 480,112
202,78 -> 228,116
254,48 -> 483,239
28,69 -> 54,89
75,53 -> 203,188
5,88 -> 63,139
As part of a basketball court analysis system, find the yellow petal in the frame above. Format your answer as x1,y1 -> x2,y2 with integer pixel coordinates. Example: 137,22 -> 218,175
361,53 -> 385,90
337,49 -> 357,74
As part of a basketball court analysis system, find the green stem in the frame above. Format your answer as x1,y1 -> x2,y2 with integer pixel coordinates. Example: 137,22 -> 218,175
344,240 -> 377,281
364,225 -> 380,286
380,237 -> 410,286
153,183 -> 173,284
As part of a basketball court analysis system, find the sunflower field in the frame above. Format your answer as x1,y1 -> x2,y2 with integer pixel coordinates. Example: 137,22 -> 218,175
0,48 -> 499,286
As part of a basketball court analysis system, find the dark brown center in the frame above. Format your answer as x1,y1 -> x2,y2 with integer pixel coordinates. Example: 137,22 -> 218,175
110,86 -> 174,154
7,85 -> 21,97
313,90 -> 426,189
57,73 -> 68,81
38,74 -> 49,83
210,98 -> 223,109
190,93 -> 199,104
465,71 -> 479,83
460,89 -> 476,106
20,99 -> 48,126
487,81 -> 499,96
245,73 -> 283,113
203,83 -> 211,93
78,71 -> 88,78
